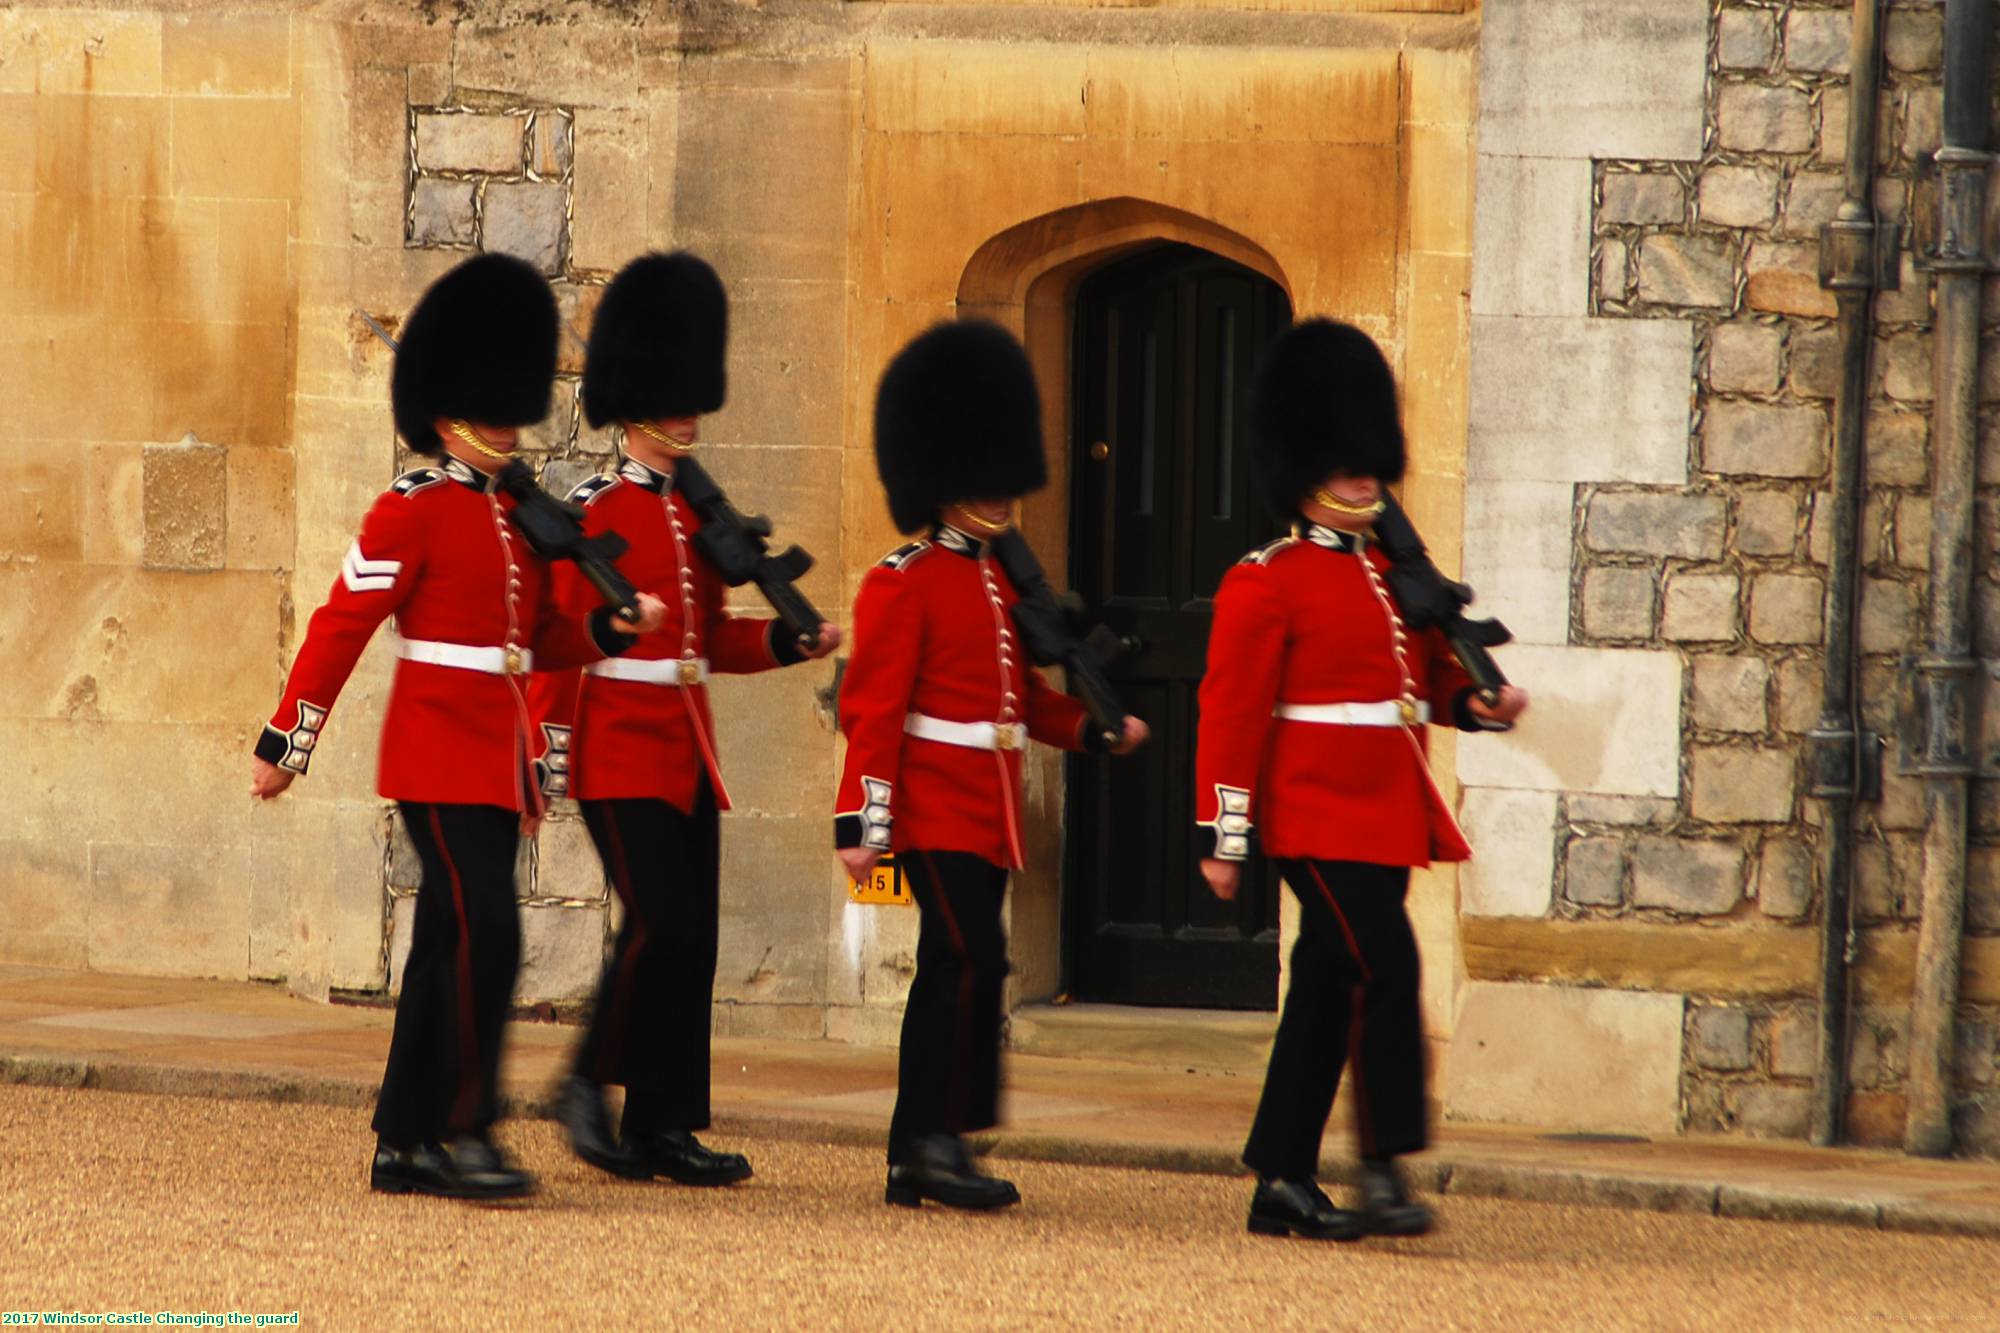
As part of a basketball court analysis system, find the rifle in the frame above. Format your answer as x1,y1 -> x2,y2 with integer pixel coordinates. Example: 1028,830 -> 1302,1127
1370,494 -> 1513,719
672,456 -> 828,650
988,529 -> 1136,749
355,310 -> 641,622
493,462 -> 642,622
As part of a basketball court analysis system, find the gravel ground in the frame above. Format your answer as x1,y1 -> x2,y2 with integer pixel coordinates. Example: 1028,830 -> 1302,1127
0,1085 -> 1993,1331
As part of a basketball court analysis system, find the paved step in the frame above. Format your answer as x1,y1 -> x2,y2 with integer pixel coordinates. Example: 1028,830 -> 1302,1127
1005,1001 -> 1276,1075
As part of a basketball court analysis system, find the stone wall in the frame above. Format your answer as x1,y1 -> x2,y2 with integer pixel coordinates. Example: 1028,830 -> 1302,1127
0,9 -> 323,981
0,2 -> 1483,1050
325,7 -> 858,1020
1456,0 -> 2000,1154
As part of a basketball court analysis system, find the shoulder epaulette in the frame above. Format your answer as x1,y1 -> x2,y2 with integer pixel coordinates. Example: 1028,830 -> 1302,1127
569,474 -> 620,507
1239,536 -> 1300,567
879,539 -> 933,572
391,467 -> 447,497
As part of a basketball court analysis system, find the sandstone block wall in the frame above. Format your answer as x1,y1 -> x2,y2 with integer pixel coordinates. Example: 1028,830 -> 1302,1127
0,9 -> 331,983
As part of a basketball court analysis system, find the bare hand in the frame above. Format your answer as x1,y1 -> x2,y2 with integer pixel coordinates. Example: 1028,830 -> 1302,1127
250,757 -> 295,800
613,592 -> 668,636
1201,858 -> 1240,901
1109,716 -> 1150,756
838,847 -> 883,882
1468,685 -> 1530,727
802,623 -> 844,660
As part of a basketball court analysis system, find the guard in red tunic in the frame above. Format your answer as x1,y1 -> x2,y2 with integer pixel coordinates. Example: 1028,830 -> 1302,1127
529,252 -> 841,1186
836,321 -> 1148,1212
1196,320 -> 1527,1241
248,254 -> 667,1200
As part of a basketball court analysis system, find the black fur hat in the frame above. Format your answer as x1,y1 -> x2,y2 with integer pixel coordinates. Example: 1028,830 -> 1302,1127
581,251 -> 728,428
392,253 -> 558,455
873,320 -> 1046,534
1249,318 -> 1406,515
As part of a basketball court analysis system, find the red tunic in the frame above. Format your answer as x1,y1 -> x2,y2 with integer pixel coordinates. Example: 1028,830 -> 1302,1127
526,456 -> 802,813
1194,523 -> 1488,869
255,457 -> 631,811
835,526 -> 1091,870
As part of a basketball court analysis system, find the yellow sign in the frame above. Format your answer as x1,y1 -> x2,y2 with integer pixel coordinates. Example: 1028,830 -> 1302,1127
849,855 -> 911,906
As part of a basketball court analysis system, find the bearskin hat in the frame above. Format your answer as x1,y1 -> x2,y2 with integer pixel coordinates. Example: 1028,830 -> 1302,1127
581,251 -> 728,428
873,320 -> 1047,534
1248,318 -> 1406,516
392,253 -> 558,456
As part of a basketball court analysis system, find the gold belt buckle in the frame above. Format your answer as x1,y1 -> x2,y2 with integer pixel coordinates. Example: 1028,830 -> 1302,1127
503,645 -> 525,676
995,726 -> 1020,752
1397,696 -> 1419,726
678,658 -> 703,686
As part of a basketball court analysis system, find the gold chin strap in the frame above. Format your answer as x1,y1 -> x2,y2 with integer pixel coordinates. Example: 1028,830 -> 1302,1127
954,502 -> 1015,534
630,419 -> 699,452
1312,487 -> 1386,518
446,420 -> 513,461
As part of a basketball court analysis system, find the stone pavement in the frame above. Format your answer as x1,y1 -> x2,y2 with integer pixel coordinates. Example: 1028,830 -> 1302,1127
1,965 -> 1996,1240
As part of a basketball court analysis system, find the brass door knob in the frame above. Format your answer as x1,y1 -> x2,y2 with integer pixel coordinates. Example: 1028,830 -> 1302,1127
1090,440 -> 1110,461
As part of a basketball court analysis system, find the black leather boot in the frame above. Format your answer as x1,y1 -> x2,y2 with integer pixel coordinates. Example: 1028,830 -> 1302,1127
369,1139 -> 423,1194
446,1135 -> 537,1199
625,1128 -> 753,1186
884,1134 -> 1020,1211
1357,1158 -> 1433,1236
555,1076 -> 649,1179
370,1140 -> 465,1196
1246,1178 -> 1364,1241
370,1138 -> 534,1200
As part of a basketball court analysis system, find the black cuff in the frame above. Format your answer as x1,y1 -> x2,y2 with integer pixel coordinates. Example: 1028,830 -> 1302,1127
768,621 -> 810,668
254,725 -> 293,768
1080,718 -> 1110,753
835,814 -> 864,850
257,702 -> 327,776
1452,686 -> 1508,732
1194,824 -> 1255,863
536,724 -> 572,799
589,605 -> 638,658
1196,780 -> 1254,861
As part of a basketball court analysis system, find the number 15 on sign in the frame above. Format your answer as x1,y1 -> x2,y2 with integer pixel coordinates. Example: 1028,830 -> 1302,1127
849,855 -> 910,906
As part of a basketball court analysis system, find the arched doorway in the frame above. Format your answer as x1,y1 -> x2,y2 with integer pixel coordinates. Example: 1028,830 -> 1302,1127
1064,243 -> 1293,1010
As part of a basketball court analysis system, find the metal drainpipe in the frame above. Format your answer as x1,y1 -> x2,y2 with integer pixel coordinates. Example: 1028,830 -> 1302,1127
1807,0 -> 1889,1149
1905,0 -> 1994,1158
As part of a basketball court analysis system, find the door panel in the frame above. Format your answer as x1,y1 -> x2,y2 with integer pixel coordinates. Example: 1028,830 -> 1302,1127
1065,244 -> 1293,1011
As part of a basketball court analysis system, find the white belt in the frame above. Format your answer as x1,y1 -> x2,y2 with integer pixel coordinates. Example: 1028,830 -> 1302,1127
1275,699 -> 1430,727
586,656 -> 710,686
905,713 -> 1027,752
399,638 -> 532,675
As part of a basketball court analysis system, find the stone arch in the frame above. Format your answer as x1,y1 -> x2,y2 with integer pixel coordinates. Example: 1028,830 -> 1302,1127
955,196 -> 1290,319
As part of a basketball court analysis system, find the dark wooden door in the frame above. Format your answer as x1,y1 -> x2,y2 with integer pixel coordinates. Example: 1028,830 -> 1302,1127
1065,244 -> 1292,1010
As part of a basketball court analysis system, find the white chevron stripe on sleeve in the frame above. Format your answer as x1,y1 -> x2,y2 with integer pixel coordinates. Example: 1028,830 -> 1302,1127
340,540 -> 403,594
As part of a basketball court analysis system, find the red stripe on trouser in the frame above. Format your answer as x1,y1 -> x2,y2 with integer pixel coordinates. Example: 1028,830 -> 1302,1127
1305,863 -> 1373,982
1307,862 -> 1377,1157
430,807 -> 483,1132
922,851 -> 977,1131
594,810 -> 650,1084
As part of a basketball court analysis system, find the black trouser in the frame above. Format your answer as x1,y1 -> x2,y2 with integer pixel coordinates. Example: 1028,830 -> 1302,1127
1242,860 -> 1428,1181
373,803 -> 523,1147
887,850 -> 1011,1165
574,783 -> 721,1136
